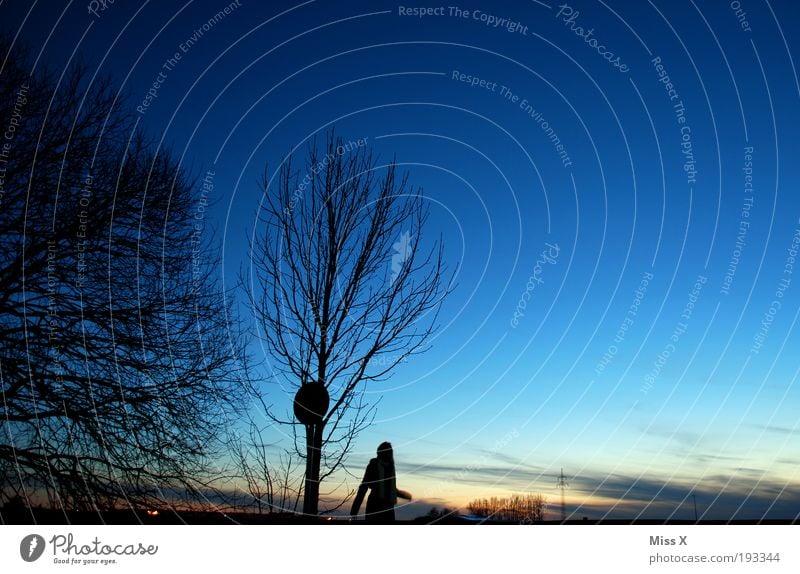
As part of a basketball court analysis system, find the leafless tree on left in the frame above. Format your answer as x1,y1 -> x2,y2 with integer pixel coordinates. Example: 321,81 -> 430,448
0,39 -> 252,517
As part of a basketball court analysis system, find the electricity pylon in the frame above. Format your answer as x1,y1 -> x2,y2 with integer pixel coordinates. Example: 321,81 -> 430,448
557,468 -> 569,522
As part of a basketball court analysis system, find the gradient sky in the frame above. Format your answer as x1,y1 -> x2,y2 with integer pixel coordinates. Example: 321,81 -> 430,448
3,0 -> 799,520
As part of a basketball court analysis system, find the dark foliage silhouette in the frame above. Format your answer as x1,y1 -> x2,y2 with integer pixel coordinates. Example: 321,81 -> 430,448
0,40 -> 249,513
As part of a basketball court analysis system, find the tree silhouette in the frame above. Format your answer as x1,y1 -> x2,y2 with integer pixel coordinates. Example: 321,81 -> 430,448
250,132 -> 451,515
467,493 -> 549,523
229,411 -> 304,516
0,41 -> 249,513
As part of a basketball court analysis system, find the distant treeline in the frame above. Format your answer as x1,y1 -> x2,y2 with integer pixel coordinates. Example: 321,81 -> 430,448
467,493 -> 548,523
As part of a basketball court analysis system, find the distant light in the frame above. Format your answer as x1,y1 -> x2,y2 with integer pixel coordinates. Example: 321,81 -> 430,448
146,510 -> 159,516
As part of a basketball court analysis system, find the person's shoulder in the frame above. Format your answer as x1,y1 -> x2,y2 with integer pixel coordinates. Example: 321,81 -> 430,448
364,457 -> 379,478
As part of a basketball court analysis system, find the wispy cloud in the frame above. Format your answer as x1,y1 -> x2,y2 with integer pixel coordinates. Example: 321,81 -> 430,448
751,424 -> 800,437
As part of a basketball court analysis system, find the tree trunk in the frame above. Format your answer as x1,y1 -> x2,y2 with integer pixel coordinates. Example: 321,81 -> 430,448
302,422 -> 324,516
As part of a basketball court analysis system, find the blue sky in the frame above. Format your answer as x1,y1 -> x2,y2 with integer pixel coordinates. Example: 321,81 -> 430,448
4,0 -> 799,519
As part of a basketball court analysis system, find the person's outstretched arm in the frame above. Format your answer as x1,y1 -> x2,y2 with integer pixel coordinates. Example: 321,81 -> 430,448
396,489 -> 412,500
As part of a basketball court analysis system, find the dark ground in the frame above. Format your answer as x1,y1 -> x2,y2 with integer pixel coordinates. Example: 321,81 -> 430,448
1,507 -> 797,525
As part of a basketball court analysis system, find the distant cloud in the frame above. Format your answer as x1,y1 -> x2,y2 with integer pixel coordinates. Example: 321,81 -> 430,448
557,471 -> 800,521
396,459 -> 551,489
751,424 -> 800,437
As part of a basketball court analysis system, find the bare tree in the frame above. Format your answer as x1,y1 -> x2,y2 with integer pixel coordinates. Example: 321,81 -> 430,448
230,419 -> 275,515
250,132 -> 451,515
230,415 -> 308,516
0,41 -> 249,515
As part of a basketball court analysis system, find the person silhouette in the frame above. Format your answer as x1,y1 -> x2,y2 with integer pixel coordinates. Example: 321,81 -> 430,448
350,442 -> 412,524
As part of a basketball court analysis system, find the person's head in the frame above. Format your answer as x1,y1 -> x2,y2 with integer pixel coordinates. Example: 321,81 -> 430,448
377,441 -> 393,464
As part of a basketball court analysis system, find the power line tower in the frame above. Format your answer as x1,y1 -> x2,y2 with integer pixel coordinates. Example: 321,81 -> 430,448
557,467 -> 569,522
